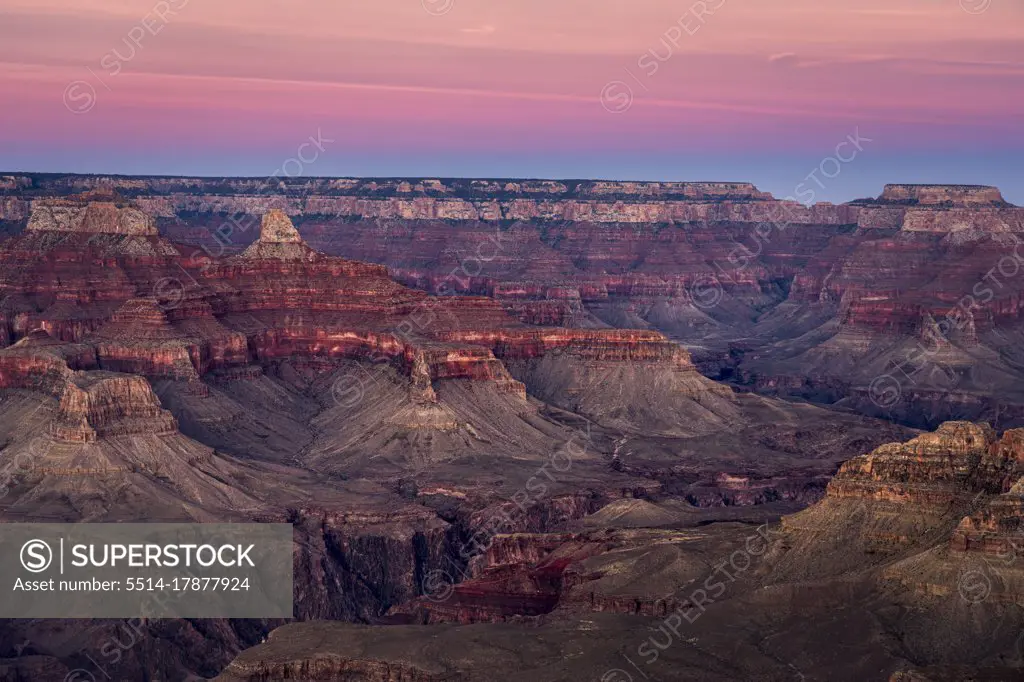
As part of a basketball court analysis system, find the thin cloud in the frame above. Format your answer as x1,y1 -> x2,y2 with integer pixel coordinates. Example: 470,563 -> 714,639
461,25 -> 496,35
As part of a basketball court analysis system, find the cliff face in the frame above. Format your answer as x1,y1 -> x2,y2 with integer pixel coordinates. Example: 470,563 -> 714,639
767,422 -> 1024,582
827,422 -> 1006,508
948,429 -> 1024,555
879,184 -> 1009,207
51,372 -> 179,442
683,424 -> 1024,675
26,199 -> 158,235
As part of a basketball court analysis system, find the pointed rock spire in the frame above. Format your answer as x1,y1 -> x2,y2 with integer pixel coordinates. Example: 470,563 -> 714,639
258,209 -> 303,243
240,210 -> 316,260
409,351 -> 438,404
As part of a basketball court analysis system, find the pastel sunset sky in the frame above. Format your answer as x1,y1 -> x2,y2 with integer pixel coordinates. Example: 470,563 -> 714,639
1,0 -> 1022,202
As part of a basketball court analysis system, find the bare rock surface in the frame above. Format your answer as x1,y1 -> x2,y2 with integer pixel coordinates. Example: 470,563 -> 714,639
2,179 -> 1022,680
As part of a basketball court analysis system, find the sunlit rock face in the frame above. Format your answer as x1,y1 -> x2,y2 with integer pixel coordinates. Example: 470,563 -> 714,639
879,184 -> 1009,207
767,422 -> 1024,582
26,193 -> 158,236
239,209 -> 315,260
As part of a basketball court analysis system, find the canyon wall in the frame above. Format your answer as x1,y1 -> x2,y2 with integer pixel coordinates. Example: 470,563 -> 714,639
8,175 -> 1024,429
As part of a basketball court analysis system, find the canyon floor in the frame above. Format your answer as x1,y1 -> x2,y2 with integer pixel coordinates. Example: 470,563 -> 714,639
0,177 -> 1021,681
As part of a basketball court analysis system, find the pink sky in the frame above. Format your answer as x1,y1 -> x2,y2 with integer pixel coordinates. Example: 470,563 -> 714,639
1,0 -> 1022,201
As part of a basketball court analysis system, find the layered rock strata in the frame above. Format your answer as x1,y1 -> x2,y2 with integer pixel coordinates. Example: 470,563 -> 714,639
8,175 -> 1024,435
0,196 -> 705,407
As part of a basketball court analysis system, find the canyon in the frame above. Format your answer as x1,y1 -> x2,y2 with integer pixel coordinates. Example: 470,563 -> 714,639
0,176 -> 1022,680
214,420 -> 1024,681
5,174 -> 1022,429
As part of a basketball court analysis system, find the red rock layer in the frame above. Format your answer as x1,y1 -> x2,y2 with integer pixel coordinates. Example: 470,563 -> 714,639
949,430 -> 1024,555
0,196 -> 706,409
826,422 -> 1008,508
11,177 -> 1023,343
11,177 -> 1024,429
51,372 -> 179,442
776,423 -> 1024,571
